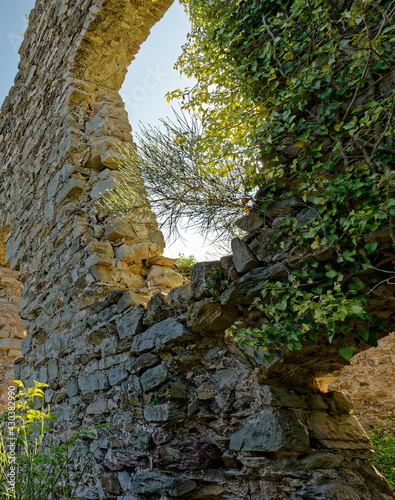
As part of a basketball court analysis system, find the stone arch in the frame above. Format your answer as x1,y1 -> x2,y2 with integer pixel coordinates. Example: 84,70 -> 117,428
0,1 -> 394,499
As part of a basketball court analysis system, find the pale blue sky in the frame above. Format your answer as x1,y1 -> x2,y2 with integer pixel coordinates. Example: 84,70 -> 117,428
0,1 -> 219,261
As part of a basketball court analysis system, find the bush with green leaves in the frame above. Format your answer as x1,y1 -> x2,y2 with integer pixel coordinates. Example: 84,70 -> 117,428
175,253 -> 197,276
368,415 -> 395,488
0,381 -> 107,500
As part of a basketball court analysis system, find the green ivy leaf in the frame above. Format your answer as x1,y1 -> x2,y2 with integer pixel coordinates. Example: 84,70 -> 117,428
336,346 -> 356,361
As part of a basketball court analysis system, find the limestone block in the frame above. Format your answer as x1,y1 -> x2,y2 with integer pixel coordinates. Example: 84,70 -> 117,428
0,338 -> 22,351
231,238 -> 258,274
115,242 -> 149,264
229,408 -> 310,453
147,265 -> 183,289
104,218 -> 136,241
78,372 -> 109,392
89,265 -> 116,283
116,292 -> 149,313
116,305 -> 145,341
132,471 -> 196,497
140,364 -> 169,393
235,213 -> 265,232
56,178 -> 85,204
8,349 -> 22,359
87,400 -> 108,415
48,358 -> 59,379
249,229 -> 290,263
143,293 -> 171,326
219,264 -> 288,306
130,318 -> 194,355
261,385 -> 308,408
108,364 -> 128,386
309,412 -> 371,449
186,299 -> 239,334
147,256 -> 177,266
266,196 -> 304,218
167,284 -> 192,312
143,403 -> 185,423
190,261 -> 220,299
90,171 -> 120,200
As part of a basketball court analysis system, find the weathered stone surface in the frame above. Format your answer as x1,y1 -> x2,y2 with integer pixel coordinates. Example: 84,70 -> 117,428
130,318 -> 194,354
231,238 -> 258,274
167,284 -> 192,311
114,242 -> 150,264
261,385 -> 308,408
143,403 -> 185,423
108,364 -> 128,386
190,261 -> 220,299
152,441 -> 223,470
235,213 -> 265,232
140,364 -> 169,392
229,408 -> 310,453
129,431 -> 154,450
104,218 -> 136,241
78,373 -> 109,392
143,293 -> 171,326
134,353 -> 160,375
249,229 -> 290,263
309,412 -> 371,449
186,300 -> 239,334
299,452 -> 344,469
220,264 -> 288,306
147,265 -> 183,289
103,448 -> 149,471
132,471 -> 196,497
116,305 -> 145,340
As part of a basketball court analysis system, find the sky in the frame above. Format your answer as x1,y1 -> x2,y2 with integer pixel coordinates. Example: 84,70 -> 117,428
0,1 -> 221,261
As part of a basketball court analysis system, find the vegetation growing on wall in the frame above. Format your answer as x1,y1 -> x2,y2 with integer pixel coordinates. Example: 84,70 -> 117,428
107,0 -> 394,358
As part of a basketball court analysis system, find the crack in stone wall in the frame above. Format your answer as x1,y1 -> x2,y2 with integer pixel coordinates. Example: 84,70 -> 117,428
0,0 -> 394,499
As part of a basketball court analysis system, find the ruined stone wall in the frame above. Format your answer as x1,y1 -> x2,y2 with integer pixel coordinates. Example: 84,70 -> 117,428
0,0 -> 394,499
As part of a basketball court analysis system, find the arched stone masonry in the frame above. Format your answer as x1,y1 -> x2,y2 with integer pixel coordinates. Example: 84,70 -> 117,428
0,1 -> 394,499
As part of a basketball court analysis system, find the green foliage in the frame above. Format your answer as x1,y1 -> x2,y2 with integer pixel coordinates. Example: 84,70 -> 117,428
169,0 -> 394,358
175,253 -> 197,276
207,266 -> 231,301
367,415 -> 395,488
0,381 -> 108,500
227,264 -> 388,361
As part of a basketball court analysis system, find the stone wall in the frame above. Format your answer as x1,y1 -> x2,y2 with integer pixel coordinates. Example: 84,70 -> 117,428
0,0 -> 394,499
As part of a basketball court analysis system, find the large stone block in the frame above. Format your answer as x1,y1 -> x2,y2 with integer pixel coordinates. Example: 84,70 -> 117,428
140,364 -> 169,393
147,265 -> 183,289
143,403 -> 185,423
132,471 -> 196,497
78,372 -> 109,392
186,300 -> 239,334
130,318 -> 194,355
189,261 -> 220,299
219,264 -> 288,306
229,408 -> 310,453
309,412 -> 371,449
231,238 -> 258,274
116,305 -> 145,340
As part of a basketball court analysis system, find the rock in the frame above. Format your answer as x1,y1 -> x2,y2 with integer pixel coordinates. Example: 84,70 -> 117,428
168,284 -> 192,311
249,228 -> 290,263
219,255 -> 234,274
104,218 -> 136,241
229,407 -> 310,453
87,400 -> 108,415
189,485 -> 227,499
330,391 -> 353,414
129,431 -> 154,450
114,242 -> 150,264
134,353 -> 160,375
147,255 -> 177,266
103,448 -> 149,471
294,483 -> 362,500
219,264 -> 288,306
56,178 -> 85,204
265,196 -> 303,218
309,412 -> 371,449
286,242 -> 334,268
100,473 -> 121,496
143,403 -> 185,422
238,456 -> 273,468
213,368 -> 235,389
299,452 -> 344,469
108,364 -> 128,386
132,470 -> 196,497
231,238 -> 259,274
296,207 -> 317,227
47,358 -> 59,379
143,293 -> 171,326
152,441 -> 223,470
116,292 -> 148,313
235,213 -> 265,232
261,385 -> 308,408
117,471 -> 133,492
66,379 -> 80,397
116,305 -> 145,340
0,338 -> 22,351
186,300 -> 239,334
147,265 -> 183,289
140,364 -> 170,392
78,372 -> 109,392
190,261 -> 220,299
130,318 -> 195,355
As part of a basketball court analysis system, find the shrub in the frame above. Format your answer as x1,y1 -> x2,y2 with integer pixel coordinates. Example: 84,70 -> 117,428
368,415 -> 395,488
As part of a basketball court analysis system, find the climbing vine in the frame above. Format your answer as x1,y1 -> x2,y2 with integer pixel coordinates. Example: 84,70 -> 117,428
171,0 -> 395,358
